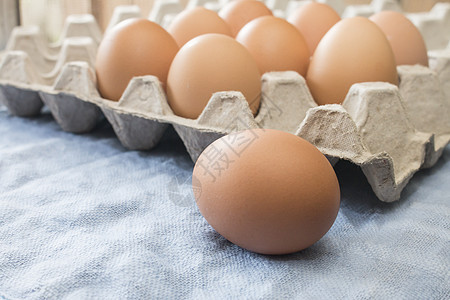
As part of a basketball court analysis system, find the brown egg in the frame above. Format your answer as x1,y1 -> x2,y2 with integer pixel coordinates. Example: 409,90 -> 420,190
95,18 -> 178,101
193,129 -> 340,255
218,0 -> 273,37
370,11 -> 428,67
166,33 -> 261,119
287,2 -> 341,55
306,17 -> 398,105
236,16 -> 310,76
167,7 -> 232,48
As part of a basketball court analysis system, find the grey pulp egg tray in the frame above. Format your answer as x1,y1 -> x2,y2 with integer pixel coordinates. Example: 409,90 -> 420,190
342,1 -> 450,51
0,6 -> 449,203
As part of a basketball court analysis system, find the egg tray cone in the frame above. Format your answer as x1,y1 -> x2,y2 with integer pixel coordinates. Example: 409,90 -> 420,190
0,3 -> 176,63
0,6 -> 138,123
0,5 -> 450,202
0,14 -> 102,70
0,3 -> 191,120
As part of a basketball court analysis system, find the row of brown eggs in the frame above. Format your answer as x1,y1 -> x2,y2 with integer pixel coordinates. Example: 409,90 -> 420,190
94,0 -> 428,255
95,0 -> 428,119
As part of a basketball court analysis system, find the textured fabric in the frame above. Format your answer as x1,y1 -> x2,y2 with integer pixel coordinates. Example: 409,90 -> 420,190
0,108 -> 449,299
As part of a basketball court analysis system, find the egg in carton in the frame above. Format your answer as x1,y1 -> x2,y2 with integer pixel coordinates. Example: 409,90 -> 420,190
0,5 -> 149,73
150,0 -> 186,28
0,1 -> 211,119
0,5 -> 450,203
342,0 -> 450,52
0,5 -> 145,119
14,59 -> 449,203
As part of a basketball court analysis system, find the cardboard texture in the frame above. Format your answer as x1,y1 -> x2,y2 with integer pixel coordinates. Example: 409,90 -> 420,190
0,1 -> 449,202
407,3 -> 450,51
342,0 -> 402,18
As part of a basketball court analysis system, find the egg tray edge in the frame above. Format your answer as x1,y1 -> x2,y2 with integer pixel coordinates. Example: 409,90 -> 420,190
1,49 -> 450,202
1,3 -> 450,202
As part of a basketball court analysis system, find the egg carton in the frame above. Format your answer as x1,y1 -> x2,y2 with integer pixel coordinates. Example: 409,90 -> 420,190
150,0 -> 226,28
1,48 -> 449,202
150,0 -> 346,27
341,0 -> 450,52
0,6 -> 148,116
105,5 -> 142,32
2,14 -> 102,59
342,0 -> 401,19
0,3 -> 182,64
0,0 -> 20,50
407,3 -> 450,51
0,7 -> 450,203
429,44 -> 450,100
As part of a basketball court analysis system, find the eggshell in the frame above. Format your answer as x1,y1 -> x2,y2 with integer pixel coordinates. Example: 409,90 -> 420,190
370,11 -> 428,67
193,129 -> 340,255
287,2 -> 341,55
167,7 -> 232,48
236,16 -> 310,76
166,33 -> 261,119
306,17 -> 398,105
95,18 -> 178,101
218,0 -> 273,37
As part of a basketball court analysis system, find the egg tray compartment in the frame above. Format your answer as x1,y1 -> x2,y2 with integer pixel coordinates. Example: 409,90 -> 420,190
1,43 -> 450,203
341,0 -> 402,18
0,14 -> 102,70
0,38 -> 98,122
0,2 -> 204,119
0,1 -> 185,60
0,3 -> 175,84
340,1 -> 450,51
0,7 -> 138,120
0,5 -> 450,203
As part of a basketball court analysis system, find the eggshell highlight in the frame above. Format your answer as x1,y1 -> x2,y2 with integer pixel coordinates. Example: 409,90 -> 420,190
168,7 -> 232,48
370,11 -> 428,67
95,18 -> 178,101
219,0 -> 273,37
193,129 -> 341,255
236,16 -> 310,76
306,17 -> 399,105
166,34 -> 261,119
288,2 -> 340,55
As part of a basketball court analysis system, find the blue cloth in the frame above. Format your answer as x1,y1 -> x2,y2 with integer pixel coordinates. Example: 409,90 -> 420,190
0,108 -> 449,299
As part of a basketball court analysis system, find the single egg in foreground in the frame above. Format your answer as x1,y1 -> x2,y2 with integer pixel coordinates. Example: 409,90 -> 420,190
95,18 -> 178,101
166,33 -> 261,119
193,129 -> 341,255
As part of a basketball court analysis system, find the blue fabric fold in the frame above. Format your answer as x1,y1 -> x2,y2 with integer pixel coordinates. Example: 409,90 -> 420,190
0,110 -> 449,299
